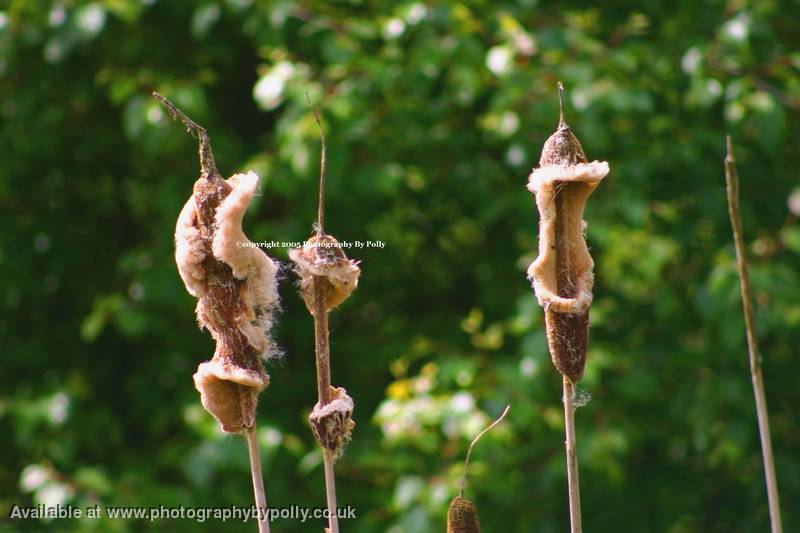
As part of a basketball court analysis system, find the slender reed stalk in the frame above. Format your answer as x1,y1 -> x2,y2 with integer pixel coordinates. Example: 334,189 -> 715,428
314,269 -> 339,533
458,405 -> 510,498
724,135 -> 783,533
314,98 -> 327,235
313,272 -> 332,405
289,95 -> 361,533
246,428 -> 270,533
323,450 -> 339,533
562,378 -> 581,533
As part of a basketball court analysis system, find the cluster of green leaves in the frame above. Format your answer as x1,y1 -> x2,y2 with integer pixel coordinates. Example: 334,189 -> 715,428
2,1 -> 798,531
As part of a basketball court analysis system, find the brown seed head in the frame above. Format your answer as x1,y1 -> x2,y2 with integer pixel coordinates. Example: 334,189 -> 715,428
193,361 -> 269,433
158,93 -> 279,433
308,386 -> 355,460
538,119 -> 588,166
446,497 -> 480,533
538,82 -> 588,166
526,83 -> 608,383
289,234 -> 360,314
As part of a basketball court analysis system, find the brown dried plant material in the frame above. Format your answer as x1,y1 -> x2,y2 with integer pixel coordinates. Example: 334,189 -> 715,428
157,93 -> 279,434
308,385 -> 355,459
446,497 -> 480,533
288,234 -> 360,314
527,84 -> 608,383
289,100 -> 360,460
290,97 -> 359,533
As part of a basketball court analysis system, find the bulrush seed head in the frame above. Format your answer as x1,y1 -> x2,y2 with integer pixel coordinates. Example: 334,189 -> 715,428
288,233 -> 360,314
308,386 -> 356,460
527,83 -> 608,383
188,171 -> 280,433
446,497 -> 480,533
158,92 -> 280,434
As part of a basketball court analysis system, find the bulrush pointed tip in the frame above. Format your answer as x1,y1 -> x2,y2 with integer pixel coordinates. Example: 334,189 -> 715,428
557,81 -> 566,128
305,91 -> 328,235
538,83 -> 587,166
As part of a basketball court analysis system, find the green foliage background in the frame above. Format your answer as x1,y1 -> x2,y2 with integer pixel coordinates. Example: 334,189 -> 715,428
2,0 -> 799,531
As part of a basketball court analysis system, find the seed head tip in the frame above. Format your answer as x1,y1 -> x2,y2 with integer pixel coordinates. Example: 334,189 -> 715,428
305,92 -> 327,235
459,405 -> 510,498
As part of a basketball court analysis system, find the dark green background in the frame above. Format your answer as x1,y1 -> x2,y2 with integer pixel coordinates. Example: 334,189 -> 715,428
2,0 -> 798,531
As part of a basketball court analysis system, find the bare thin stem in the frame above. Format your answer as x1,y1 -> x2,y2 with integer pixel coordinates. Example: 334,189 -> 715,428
245,427 -> 271,533
557,81 -> 567,128
323,449 -> 340,533
459,405 -> 510,498
313,278 -> 339,531
305,92 -> 327,235
724,135 -> 783,533
152,92 -> 217,179
313,278 -> 332,405
563,377 -> 582,533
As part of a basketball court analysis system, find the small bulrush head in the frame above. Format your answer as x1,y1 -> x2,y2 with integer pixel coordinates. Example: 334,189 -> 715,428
446,497 -> 479,533
288,233 -> 360,314
156,92 -> 280,434
445,406 -> 510,533
527,82 -> 608,383
288,97 -> 360,315
308,385 -> 356,460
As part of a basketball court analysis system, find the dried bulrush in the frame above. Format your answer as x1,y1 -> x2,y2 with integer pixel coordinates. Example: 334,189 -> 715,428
446,406 -> 510,533
526,83 -> 608,533
289,97 -> 360,533
724,136 -> 783,533
155,92 -> 278,533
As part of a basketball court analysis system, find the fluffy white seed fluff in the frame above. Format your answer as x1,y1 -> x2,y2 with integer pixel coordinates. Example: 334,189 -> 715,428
175,197 -> 207,298
527,161 -> 609,315
212,171 -> 280,357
